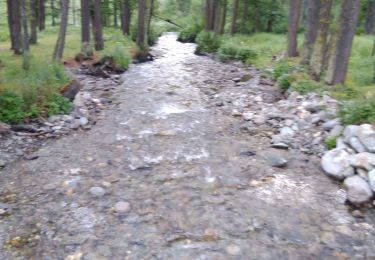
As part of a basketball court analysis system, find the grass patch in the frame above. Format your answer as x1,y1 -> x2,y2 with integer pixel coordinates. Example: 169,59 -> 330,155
218,38 -> 257,64
195,31 -> 221,54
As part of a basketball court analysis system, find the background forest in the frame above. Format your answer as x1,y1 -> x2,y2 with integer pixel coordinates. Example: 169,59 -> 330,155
0,0 -> 374,125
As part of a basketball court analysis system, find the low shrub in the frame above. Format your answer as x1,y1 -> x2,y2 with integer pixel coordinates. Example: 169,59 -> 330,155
325,137 -> 337,150
195,31 -> 221,54
101,43 -> 131,70
291,79 -> 325,94
178,23 -> 203,43
277,74 -> 295,91
272,61 -> 294,80
339,98 -> 375,125
0,91 -> 25,123
218,41 -> 257,64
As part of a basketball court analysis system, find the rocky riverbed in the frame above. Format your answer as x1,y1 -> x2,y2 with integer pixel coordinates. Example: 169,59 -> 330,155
0,33 -> 374,259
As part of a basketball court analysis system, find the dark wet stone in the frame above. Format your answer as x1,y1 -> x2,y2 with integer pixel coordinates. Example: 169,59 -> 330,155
240,151 -> 256,157
266,155 -> 288,168
23,154 -> 39,161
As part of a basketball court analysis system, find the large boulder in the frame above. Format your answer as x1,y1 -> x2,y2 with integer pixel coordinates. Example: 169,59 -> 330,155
343,175 -> 373,205
343,125 -> 360,143
0,122 -> 10,136
349,152 -> 375,171
321,148 -> 354,180
368,169 -> 375,192
356,124 -> 375,153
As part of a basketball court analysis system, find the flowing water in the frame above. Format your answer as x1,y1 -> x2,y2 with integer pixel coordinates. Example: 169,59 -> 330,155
0,33 -> 374,259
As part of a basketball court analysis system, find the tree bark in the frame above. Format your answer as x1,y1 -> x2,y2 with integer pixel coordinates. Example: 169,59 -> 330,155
365,0 -> 375,34
53,0 -> 70,62
92,0 -> 104,50
309,0 -> 333,80
6,0 -> 23,54
113,0 -> 118,28
21,0 -> 30,70
81,0 -> 91,44
241,0 -> 248,33
326,0 -> 361,85
205,0 -> 215,31
38,0 -> 46,30
287,0 -> 301,57
51,0 -> 56,26
137,0 -> 149,49
121,0 -> 131,35
230,0 -> 239,35
300,0 -> 320,65
30,0 -> 38,44
213,0 -> 227,34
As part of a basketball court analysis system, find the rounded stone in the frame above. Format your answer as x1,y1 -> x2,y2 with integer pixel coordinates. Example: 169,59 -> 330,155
114,201 -> 131,213
226,244 -> 242,256
90,187 -> 106,197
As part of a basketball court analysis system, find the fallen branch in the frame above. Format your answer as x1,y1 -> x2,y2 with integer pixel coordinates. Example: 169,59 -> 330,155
152,14 -> 183,28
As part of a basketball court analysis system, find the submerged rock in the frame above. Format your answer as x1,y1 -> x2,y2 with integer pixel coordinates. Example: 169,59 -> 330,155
321,148 -> 354,180
343,175 -> 373,205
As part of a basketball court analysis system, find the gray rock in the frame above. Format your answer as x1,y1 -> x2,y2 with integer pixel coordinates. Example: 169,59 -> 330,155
271,143 -> 289,150
48,115 -> 61,123
266,155 -> 288,168
90,186 -> 106,197
343,125 -> 360,143
368,169 -> 375,192
357,168 -> 369,181
280,127 -> 295,136
343,175 -> 373,205
242,112 -> 254,121
350,152 -> 375,171
128,157 -> 150,170
0,203 -> 11,215
321,148 -> 355,180
0,159 -> 7,168
348,137 -> 366,153
252,115 -> 266,125
52,125 -> 62,131
304,102 -> 321,113
79,117 -> 89,126
328,125 -> 344,138
357,124 -> 375,152
0,122 -> 11,135
336,137 -> 350,149
322,119 -> 341,130
114,201 -> 131,213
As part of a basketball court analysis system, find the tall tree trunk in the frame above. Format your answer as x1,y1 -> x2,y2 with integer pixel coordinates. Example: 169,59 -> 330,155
92,0 -> 104,50
287,0 -> 301,57
81,0 -> 91,44
51,0 -> 56,26
38,0 -> 46,30
53,0 -> 70,61
137,0 -> 149,49
205,0 -> 215,31
213,0 -> 227,34
372,36 -> 375,83
300,0 -> 320,65
21,0 -> 30,70
121,0 -> 131,35
241,0 -> 248,33
114,0 -> 118,28
147,0 -> 154,37
230,0 -> 239,35
326,0 -> 361,85
365,0 -> 375,34
6,0 -> 23,54
30,0 -> 38,44
72,0 -> 76,25
309,0 -> 333,80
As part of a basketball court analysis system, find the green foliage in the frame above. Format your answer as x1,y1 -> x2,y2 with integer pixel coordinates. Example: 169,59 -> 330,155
277,74 -> 295,91
291,79 -> 325,94
46,93 -> 72,116
101,43 -> 131,69
325,137 -> 337,150
0,91 -> 25,123
272,61 -> 293,80
195,31 -> 221,54
177,23 -> 203,43
339,98 -> 375,125
218,41 -> 257,64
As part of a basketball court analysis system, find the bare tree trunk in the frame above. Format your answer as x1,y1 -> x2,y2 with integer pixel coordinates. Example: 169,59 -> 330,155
53,0 -> 70,62
121,0 -> 131,35
137,0 -> 149,49
21,0 -> 30,70
241,0 -> 248,33
230,0 -> 239,35
30,0 -> 38,44
81,0 -> 91,44
6,0 -> 23,54
38,0 -> 46,30
205,0 -> 215,31
113,0 -> 118,28
147,0 -> 154,37
72,0 -> 76,25
213,0 -> 226,34
309,0 -> 333,80
300,0 -> 320,65
365,0 -> 375,34
92,0 -> 104,50
287,0 -> 301,57
51,0 -> 56,26
326,0 -> 361,85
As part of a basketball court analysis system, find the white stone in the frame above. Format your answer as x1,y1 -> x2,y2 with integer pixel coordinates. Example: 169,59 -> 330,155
321,148 -> 354,180
350,152 -> 375,171
343,175 -> 373,205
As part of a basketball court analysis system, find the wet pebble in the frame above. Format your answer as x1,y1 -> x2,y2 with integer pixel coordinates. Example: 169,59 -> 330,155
0,159 -> 7,168
90,186 -> 106,197
266,155 -> 288,168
